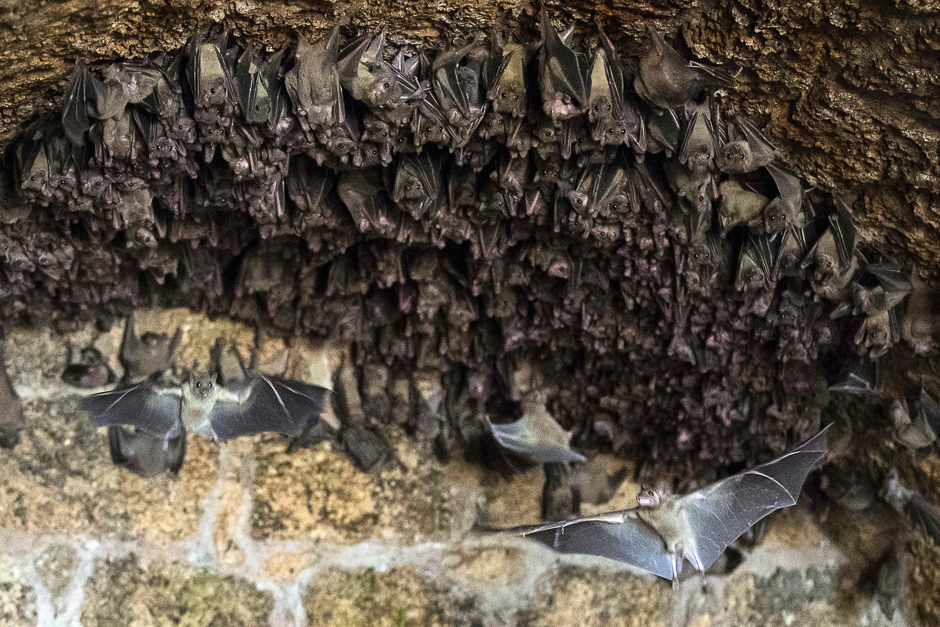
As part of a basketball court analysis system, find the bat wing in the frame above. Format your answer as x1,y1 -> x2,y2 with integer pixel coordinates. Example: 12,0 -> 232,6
539,9 -> 587,109
735,117 -> 777,168
62,62 -> 92,145
676,426 -> 829,573
521,514 -> 674,579
868,263 -> 913,302
208,374 -> 330,441
80,381 -> 182,438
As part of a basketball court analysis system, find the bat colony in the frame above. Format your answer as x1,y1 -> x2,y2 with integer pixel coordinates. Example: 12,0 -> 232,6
1,9 -> 936,582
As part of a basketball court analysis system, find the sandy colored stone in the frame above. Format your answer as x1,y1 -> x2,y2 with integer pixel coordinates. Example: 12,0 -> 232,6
0,555 -> 36,627
262,550 -> 319,580
302,566 -> 485,627
517,566 -> 671,627
714,568 -> 858,627
33,543 -> 76,600
80,554 -> 273,627
443,546 -> 527,586
212,439 -> 254,567
0,397 -> 218,542
252,428 -> 475,543
477,468 -> 544,528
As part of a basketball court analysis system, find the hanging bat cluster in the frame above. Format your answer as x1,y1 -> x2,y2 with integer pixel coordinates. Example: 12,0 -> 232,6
0,12 -> 930,480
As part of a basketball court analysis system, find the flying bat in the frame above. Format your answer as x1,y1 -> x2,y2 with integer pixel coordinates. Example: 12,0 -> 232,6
487,397 -> 587,464
80,347 -> 332,444
512,426 -> 829,586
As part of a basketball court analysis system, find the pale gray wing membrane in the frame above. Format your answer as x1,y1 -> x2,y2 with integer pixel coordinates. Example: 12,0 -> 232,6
208,375 -> 330,441
523,517 -> 673,579
79,383 -> 182,438
677,426 -> 829,572
490,419 -> 586,463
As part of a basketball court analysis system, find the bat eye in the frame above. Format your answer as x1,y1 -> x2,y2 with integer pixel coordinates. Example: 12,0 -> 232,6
95,181 -> 102,187
383,82 -> 390,89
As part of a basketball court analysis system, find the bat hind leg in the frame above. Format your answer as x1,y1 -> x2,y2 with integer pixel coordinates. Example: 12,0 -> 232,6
686,547 -> 708,585
670,553 -> 681,589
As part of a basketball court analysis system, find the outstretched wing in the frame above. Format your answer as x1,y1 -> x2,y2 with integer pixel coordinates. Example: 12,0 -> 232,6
208,374 -> 330,441
80,381 -> 182,438
677,426 -> 830,573
520,515 -> 673,579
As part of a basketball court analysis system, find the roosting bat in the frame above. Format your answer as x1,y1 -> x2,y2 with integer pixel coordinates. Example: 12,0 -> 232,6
510,426 -> 829,586
80,349 -> 331,444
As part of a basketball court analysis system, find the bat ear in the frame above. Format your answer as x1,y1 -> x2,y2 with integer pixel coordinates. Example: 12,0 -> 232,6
210,373 -> 218,385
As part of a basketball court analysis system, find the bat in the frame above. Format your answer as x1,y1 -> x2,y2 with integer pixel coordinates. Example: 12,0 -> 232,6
882,468 -> 940,547
587,21 -> 625,124
646,106 -> 680,157
717,179 -> 769,235
486,37 -> 528,117
338,31 -> 400,111
431,38 -> 487,132
61,62 -> 95,145
803,201 -> 854,272
539,8 -> 588,120
234,44 -> 283,125
853,263 -> 912,315
80,346 -> 332,443
566,160 -> 630,219
634,24 -> 735,109
389,149 -> 444,220
488,397 -> 586,464
513,426 -> 829,586
62,345 -> 115,388
15,116 -> 53,197
829,359 -> 883,396
184,29 -> 237,112
139,54 -> 184,120
286,154 -> 335,219
0,344 -> 22,449
120,313 -> 181,384
736,232 -> 779,292
760,163 -> 804,234
678,104 -> 717,173
108,426 -> 186,477
338,168 -> 397,236
772,221 -> 816,281
285,27 -> 343,129
890,386 -> 940,450
718,117 -> 779,174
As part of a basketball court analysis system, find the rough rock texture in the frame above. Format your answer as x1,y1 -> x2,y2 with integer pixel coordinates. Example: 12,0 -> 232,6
1,0 -> 938,268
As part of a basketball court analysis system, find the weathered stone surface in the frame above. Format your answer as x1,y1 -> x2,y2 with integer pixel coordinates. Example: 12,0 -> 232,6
252,430 -> 479,543
80,554 -> 274,627
301,566 -> 486,627
517,566 -> 672,627
0,555 -> 36,627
